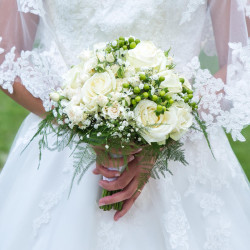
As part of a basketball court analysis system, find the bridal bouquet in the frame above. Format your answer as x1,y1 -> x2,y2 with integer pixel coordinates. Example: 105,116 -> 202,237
28,36 -> 210,211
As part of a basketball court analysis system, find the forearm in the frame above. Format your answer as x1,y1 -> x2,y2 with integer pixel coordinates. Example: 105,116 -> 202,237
0,78 -> 46,118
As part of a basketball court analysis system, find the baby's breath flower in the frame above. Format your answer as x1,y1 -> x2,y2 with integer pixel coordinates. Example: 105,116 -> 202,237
97,132 -> 102,137
105,145 -> 109,149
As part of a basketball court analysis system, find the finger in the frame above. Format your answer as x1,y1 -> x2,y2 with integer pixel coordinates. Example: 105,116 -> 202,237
93,164 -> 121,178
114,190 -> 141,221
98,177 -> 138,206
98,159 -> 139,191
98,154 -> 135,168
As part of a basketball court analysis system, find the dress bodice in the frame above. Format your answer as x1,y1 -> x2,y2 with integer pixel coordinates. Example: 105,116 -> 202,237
44,0 -> 207,65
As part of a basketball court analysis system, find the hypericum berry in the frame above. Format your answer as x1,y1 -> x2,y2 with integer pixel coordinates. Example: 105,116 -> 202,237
130,42 -> 136,49
144,84 -> 150,90
187,89 -> 193,95
118,40 -> 125,47
182,88 -> 187,94
140,74 -> 146,81
129,37 -> 135,43
134,87 -> 141,94
123,83 -> 130,88
160,90 -> 166,97
159,76 -> 165,82
135,39 -> 140,44
188,94 -> 193,99
169,99 -> 174,104
131,99 -> 136,105
179,78 -> 185,84
135,96 -> 141,102
152,95 -> 158,102
119,36 -> 125,41
143,92 -> 149,99
165,94 -> 171,100
163,106 -> 167,112
123,45 -> 128,50
184,97 -> 189,103
157,105 -> 163,112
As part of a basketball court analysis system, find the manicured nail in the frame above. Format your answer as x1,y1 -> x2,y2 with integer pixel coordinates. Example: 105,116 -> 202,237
99,201 -> 106,206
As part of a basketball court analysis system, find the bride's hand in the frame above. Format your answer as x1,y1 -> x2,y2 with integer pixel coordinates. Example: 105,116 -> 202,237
92,148 -> 156,221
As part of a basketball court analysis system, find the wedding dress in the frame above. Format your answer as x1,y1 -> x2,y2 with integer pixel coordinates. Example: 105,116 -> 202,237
0,0 -> 250,249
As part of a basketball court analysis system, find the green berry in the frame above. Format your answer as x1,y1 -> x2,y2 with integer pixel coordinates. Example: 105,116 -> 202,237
165,94 -> 171,100
152,95 -> 158,102
143,92 -> 149,99
123,45 -> 128,50
188,94 -> 193,99
123,83 -> 129,88
131,99 -> 136,105
180,78 -> 185,84
140,74 -> 146,81
157,105 -> 163,112
130,42 -> 137,49
134,87 -> 141,94
184,97 -> 189,103
187,89 -> 193,95
144,84 -> 150,90
119,36 -> 125,41
159,76 -> 165,82
191,102 -> 196,108
195,105 -> 198,109
118,40 -> 125,47
163,106 -> 167,112
129,37 -> 135,43
135,39 -> 141,44
182,88 -> 187,94
135,96 -> 141,102
169,99 -> 174,104
160,90 -> 166,97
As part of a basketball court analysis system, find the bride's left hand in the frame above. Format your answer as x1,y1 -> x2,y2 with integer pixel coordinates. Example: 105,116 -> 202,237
92,150 -> 156,221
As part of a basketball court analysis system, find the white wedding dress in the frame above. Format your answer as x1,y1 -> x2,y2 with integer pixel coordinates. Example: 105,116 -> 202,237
0,0 -> 250,249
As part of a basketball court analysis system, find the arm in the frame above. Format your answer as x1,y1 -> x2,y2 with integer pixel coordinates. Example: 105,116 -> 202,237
0,0 -> 46,117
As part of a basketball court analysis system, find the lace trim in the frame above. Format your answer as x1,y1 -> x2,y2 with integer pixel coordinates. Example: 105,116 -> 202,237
0,39 -> 66,111
18,0 -> 45,16
183,44 -> 250,142
180,0 -> 207,25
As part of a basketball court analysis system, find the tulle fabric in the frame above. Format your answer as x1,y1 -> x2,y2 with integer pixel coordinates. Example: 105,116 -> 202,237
0,0 -> 250,249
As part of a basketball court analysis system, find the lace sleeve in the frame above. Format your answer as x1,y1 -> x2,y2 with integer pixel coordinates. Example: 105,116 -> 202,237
185,0 -> 250,142
0,0 -> 66,111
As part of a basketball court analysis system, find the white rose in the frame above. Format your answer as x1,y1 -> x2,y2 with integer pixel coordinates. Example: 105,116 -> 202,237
64,63 -> 86,89
62,86 -> 80,100
170,102 -> 193,141
50,92 -> 60,102
83,57 -> 98,75
134,100 -> 177,144
81,70 -> 117,105
79,49 -> 94,62
159,70 -> 183,94
126,41 -> 166,70
102,102 -> 122,119
96,95 -> 109,107
96,51 -> 106,62
106,53 -> 115,63
65,104 -> 87,124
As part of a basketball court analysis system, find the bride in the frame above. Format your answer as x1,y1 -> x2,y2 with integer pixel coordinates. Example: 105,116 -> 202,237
0,0 -> 250,249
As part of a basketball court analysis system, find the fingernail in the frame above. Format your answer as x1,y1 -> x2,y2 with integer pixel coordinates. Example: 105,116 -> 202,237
99,202 -> 106,206
114,215 -> 120,221
115,173 -> 121,177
